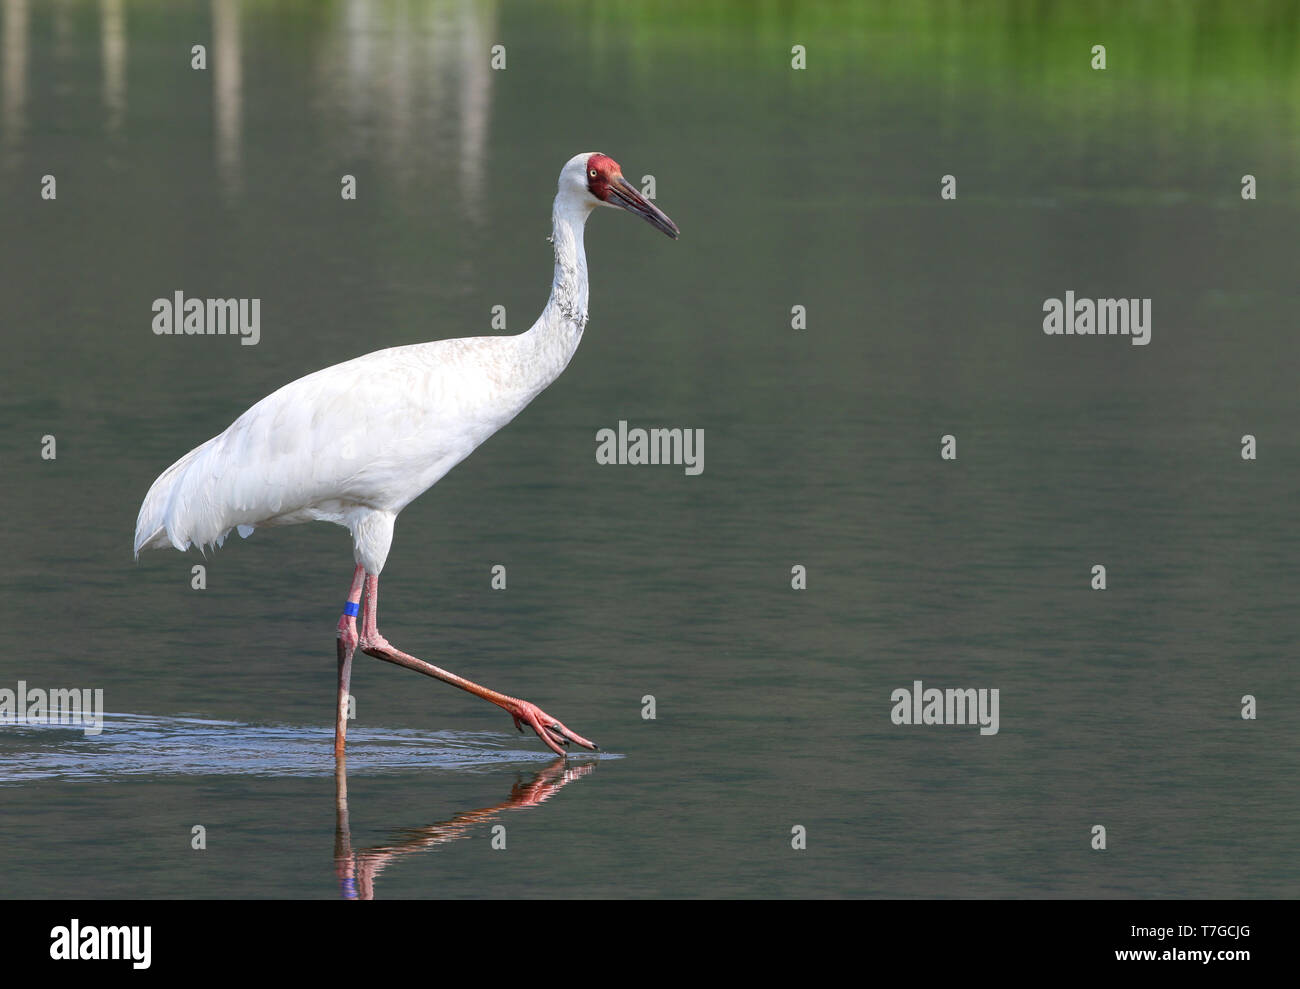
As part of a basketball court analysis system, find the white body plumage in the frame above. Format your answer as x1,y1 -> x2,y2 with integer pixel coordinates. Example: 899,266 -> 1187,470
134,153 -> 602,573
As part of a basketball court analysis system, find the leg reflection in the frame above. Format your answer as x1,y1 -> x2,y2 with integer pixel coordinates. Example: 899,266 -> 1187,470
333,755 -> 596,900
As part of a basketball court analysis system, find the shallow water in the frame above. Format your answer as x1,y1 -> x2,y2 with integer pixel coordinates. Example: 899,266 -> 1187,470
0,713 -> 616,782
1,1 -> 1298,898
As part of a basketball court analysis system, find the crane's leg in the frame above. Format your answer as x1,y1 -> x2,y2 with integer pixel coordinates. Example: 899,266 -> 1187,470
356,573 -> 597,757
335,564 -> 366,758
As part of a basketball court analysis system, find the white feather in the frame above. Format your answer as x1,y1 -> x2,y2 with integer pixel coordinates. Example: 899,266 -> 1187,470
134,153 -> 603,574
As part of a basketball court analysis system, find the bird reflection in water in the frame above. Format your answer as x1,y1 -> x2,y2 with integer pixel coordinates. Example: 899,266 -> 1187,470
333,756 -> 596,900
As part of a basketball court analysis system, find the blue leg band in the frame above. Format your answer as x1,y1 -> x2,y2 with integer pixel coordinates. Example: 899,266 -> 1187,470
343,601 -> 360,617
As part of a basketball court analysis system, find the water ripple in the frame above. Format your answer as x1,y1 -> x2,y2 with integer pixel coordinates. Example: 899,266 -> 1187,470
0,713 -> 615,784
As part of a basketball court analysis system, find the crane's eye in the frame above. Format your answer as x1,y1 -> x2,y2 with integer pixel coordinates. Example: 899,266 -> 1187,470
589,169 -> 598,178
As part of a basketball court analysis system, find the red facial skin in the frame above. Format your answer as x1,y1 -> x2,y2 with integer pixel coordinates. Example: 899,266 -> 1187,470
585,153 -> 622,201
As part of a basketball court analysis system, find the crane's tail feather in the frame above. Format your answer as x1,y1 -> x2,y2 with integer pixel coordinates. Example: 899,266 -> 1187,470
133,441 -> 212,558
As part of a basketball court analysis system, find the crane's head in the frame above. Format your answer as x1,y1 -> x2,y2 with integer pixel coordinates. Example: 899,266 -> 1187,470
561,151 -> 679,239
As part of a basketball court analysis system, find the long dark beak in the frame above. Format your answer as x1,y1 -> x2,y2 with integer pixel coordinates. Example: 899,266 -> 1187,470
609,176 -> 679,239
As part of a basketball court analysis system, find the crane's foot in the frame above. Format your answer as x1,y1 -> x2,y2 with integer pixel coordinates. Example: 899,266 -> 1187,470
354,570 -> 598,758
359,631 -> 599,756
508,700 -> 599,757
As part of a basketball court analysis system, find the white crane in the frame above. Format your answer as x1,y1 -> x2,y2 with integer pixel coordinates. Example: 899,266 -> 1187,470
134,152 -> 679,757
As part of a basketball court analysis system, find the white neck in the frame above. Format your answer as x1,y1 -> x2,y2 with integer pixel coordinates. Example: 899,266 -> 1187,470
543,195 -> 592,330
516,192 -> 594,389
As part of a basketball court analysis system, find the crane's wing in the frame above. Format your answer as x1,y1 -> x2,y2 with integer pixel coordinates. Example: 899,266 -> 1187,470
133,337 -> 537,558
